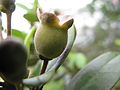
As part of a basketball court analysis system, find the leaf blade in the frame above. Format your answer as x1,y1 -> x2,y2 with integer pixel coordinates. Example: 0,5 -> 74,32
16,3 -> 30,11
30,60 -> 42,77
12,29 -> 27,40
67,52 -> 120,90
24,26 -> 36,54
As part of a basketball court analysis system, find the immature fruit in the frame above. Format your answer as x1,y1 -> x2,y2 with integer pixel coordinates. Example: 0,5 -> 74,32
0,38 -> 28,84
34,11 -> 73,60
0,0 -> 15,13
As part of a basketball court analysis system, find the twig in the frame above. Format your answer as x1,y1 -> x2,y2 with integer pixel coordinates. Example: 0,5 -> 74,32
39,60 -> 48,90
32,59 -> 49,90
6,13 -> 12,37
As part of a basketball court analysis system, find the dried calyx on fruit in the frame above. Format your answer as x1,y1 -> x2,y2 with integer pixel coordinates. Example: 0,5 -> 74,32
0,0 -> 15,13
34,8 -> 74,60
0,38 -> 28,84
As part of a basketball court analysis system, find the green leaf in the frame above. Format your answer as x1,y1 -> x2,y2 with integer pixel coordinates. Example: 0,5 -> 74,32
24,12 -> 38,23
67,52 -> 120,90
16,3 -> 30,11
24,26 -> 36,54
68,52 -> 87,69
16,1 -> 39,23
4,29 -> 27,41
33,0 -> 39,11
30,60 -> 42,77
43,79 -> 64,90
22,25 -> 76,86
12,29 -> 27,40
115,39 -> 120,46
112,80 -> 120,90
22,0 -> 39,23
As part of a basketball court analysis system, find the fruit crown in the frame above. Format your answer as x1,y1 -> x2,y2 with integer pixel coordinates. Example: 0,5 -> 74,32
37,8 -> 74,30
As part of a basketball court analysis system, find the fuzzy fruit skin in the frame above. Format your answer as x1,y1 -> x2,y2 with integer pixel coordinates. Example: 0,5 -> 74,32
34,23 -> 67,60
0,38 -> 28,84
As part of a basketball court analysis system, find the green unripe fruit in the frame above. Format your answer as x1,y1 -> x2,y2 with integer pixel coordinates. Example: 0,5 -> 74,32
0,38 -> 28,84
34,23 -> 67,60
0,0 -> 15,13
34,12 -> 73,60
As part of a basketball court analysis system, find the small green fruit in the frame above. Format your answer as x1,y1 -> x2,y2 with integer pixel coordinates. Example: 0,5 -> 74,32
0,38 -> 28,84
0,0 -> 15,13
34,12 -> 73,60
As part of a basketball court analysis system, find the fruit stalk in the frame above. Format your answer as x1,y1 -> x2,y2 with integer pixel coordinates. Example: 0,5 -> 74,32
40,60 -> 49,75
33,59 -> 49,90
39,60 -> 49,90
6,13 -> 12,37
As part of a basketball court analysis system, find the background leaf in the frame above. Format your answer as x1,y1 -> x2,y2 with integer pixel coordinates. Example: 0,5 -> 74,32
23,0 -> 39,23
24,12 -> 38,23
30,60 -> 42,77
12,29 -> 27,41
4,29 -> 27,41
16,3 -> 30,11
43,79 -> 64,90
17,0 -> 39,23
33,0 -> 39,10
24,26 -> 36,54
67,52 -> 120,90
68,52 -> 87,69
115,39 -> 120,46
